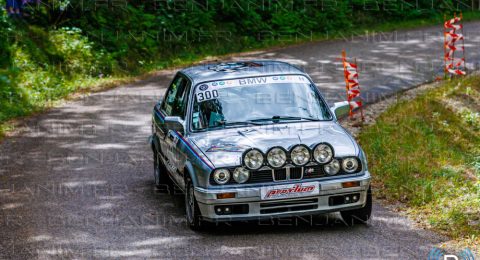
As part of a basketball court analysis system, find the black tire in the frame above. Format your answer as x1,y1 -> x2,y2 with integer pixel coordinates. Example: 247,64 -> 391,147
340,187 -> 372,226
185,178 -> 205,231
153,149 -> 171,190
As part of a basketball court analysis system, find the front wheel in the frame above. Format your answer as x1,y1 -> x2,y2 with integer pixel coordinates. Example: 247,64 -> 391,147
340,186 -> 372,226
185,178 -> 205,231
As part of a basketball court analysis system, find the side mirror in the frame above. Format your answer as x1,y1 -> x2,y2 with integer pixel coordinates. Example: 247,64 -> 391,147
164,116 -> 185,135
330,101 -> 350,119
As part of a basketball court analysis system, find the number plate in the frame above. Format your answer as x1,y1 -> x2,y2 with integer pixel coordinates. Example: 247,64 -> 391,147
260,182 -> 319,200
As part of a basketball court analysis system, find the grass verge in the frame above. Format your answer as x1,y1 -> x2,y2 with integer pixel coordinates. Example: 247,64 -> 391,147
358,75 -> 480,252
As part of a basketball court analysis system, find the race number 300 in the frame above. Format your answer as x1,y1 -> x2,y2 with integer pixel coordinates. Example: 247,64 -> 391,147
196,90 -> 219,102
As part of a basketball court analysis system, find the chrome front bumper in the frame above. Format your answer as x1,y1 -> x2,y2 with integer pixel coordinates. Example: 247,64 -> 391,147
194,172 -> 371,221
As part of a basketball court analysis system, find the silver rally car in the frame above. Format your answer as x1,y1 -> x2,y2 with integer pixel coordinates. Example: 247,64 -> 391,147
150,61 -> 372,230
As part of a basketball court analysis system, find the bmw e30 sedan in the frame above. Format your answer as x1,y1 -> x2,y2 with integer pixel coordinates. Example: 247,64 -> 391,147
150,61 -> 372,230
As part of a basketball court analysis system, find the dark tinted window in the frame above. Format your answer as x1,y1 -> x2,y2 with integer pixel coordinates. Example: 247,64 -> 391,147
161,75 -> 190,118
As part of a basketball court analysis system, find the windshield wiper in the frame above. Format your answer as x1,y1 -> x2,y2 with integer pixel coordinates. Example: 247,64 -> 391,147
195,120 -> 264,131
218,120 -> 264,127
250,116 -> 321,123
196,117 -> 317,131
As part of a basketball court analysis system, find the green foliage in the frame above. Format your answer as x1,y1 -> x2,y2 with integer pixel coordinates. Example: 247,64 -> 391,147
0,19 -> 114,123
1,0 -> 479,135
48,27 -> 97,75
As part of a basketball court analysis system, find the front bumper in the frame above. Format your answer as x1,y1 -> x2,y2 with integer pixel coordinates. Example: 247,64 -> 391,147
195,172 -> 371,221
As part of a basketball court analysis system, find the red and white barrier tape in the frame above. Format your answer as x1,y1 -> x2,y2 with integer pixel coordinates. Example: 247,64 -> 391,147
444,15 -> 466,76
349,101 -> 362,109
342,51 -> 364,120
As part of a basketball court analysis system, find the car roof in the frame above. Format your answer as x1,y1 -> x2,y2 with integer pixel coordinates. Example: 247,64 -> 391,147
180,60 -> 307,85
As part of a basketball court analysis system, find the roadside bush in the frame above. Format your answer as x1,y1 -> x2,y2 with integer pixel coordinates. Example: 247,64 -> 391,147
48,27 -> 97,76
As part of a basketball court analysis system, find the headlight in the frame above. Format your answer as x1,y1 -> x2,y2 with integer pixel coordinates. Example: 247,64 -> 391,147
313,143 -> 333,164
266,147 -> 287,168
290,145 -> 310,166
243,149 -> 264,170
233,167 -> 250,183
213,169 -> 230,185
324,159 -> 340,175
342,157 -> 359,173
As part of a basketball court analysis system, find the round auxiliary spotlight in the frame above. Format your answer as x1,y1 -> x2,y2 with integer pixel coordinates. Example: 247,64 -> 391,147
266,147 -> 288,168
313,143 -> 334,164
290,145 -> 311,166
242,148 -> 264,170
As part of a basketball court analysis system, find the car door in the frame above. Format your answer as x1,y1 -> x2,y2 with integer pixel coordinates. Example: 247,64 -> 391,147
155,74 -> 190,185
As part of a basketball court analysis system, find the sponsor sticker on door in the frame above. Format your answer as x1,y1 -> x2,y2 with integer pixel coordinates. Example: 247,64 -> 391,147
260,182 -> 319,200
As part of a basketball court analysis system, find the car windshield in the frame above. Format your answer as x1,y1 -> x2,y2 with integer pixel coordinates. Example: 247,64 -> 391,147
191,75 -> 332,131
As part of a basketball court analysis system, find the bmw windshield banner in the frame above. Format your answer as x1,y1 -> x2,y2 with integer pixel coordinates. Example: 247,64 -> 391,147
195,75 -> 309,102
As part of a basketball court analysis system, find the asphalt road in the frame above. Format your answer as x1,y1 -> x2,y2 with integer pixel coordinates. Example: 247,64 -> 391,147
1,22 -> 480,259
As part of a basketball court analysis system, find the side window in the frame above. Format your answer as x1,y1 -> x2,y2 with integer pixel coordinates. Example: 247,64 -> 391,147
161,75 -> 184,116
161,75 -> 190,119
175,80 -> 190,119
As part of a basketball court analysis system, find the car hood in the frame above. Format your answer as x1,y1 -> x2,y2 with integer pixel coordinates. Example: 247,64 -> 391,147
189,121 -> 358,168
